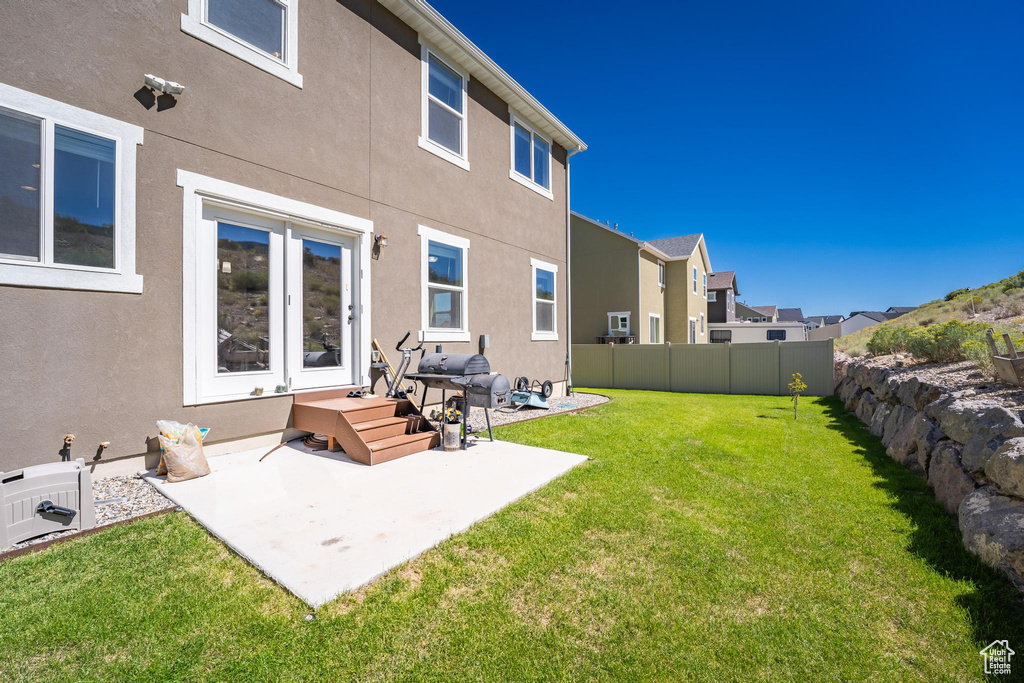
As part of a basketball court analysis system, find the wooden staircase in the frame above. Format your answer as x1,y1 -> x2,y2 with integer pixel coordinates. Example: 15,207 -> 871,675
291,394 -> 440,466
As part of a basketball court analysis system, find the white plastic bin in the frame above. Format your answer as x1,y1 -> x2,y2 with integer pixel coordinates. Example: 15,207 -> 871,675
1,458 -> 96,550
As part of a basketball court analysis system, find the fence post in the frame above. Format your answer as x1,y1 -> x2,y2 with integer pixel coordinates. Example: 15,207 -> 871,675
726,342 -> 732,394
665,342 -> 672,392
776,340 -> 782,396
609,343 -> 615,389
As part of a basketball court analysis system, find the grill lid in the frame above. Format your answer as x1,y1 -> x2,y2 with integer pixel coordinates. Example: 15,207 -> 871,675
417,353 -> 490,376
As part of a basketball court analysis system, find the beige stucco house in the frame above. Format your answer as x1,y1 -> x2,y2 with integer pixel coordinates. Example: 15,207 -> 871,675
0,0 -> 585,471
569,212 -> 711,345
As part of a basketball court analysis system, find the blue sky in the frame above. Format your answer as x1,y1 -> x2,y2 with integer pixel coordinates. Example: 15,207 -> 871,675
433,0 -> 1024,316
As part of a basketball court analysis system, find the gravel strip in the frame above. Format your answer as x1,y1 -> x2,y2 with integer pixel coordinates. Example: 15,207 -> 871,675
6,474 -> 174,552
464,391 -> 609,434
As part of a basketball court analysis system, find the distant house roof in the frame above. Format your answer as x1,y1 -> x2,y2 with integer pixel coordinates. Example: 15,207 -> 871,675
886,306 -> 917,315
752,305 -> 777,318
647,235 -> 703,259
804,316 -> 825,326
707,271 -> 738,294
822,315 -> 844,325
850,311 -> 890,323
777,307 -> 804,322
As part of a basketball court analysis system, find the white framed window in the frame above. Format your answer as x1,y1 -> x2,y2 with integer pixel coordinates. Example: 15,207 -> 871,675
419,41 -> 470,171
708,290 -> 717,302
700,312 -> 705,335
509,111 -> 552,199
657,260 -> 666,288
530,258 -> 558,341
0,83 -> 143,294
692,265 -> 698,294
181,0 -> 302,88
178,171 -> 373,405
689,317 -> 697,344
419,225 -> 470,342
608,311 -> 630,335
703,272 -> 707,298
649,313 -> 661,344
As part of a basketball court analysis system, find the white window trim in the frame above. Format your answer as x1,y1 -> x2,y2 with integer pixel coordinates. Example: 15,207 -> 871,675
181,0 -> 302,88
509,109 -> 553,200
177,170 -> 373,405
689,316 -> 697,344
700,312 -> 705,335
0,82 -> 144,294
702,272 -> 707,298
648,313 -> 661,344
418,40 -> 470,172
657,260 -> 666,288
530,257 -> 558,341
608,311 -> 631,335
419,224 -> 470,342
708,290 -> 717,302
692,266 -> 698,294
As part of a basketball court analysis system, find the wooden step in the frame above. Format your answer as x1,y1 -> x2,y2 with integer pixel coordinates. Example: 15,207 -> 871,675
365,431 -> 440,465
353,416 -> 409,441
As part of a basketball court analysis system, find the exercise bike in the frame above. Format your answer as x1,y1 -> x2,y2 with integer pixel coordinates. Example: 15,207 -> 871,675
374,331 -> 422,399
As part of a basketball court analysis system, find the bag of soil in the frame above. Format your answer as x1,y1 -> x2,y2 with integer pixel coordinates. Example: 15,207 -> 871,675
157,423 -> 211,483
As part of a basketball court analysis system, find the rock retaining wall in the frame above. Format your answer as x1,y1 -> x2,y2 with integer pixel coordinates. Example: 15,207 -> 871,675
836,357 -> 1024,590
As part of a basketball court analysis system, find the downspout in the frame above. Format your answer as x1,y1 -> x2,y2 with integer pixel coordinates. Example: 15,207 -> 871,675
565,147 -> 580,396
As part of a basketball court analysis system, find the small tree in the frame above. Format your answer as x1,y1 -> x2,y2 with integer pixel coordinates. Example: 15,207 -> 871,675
789,372 -> 807,420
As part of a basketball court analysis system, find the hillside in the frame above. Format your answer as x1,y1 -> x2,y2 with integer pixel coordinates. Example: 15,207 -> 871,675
836,269 -> 1024,358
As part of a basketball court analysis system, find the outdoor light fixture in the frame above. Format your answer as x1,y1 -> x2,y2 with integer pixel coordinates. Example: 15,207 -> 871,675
144,74 -> 185,96
372,233 -> 388,260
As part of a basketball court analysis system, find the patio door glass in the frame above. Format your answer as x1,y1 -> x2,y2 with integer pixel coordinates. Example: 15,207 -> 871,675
288,226 -> 355,390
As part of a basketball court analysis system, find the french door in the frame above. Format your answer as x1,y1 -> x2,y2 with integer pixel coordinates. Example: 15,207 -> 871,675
197,203 -> 357,401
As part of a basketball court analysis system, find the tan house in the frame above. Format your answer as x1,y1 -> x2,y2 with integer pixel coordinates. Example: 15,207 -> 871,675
736,302 -> 778,322
0,0 -> 585,471
569,212 -> 711,345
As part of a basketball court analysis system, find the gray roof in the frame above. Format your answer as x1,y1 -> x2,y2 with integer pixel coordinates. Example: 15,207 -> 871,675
850,311 -> 889,323
804,316 -> 826,326
822,315 -> 844,325
647,234 -> 703,259
707,271 -> 737,293
886,306 -> 917,315
777,307 -> 805,322
753,305 -> 777,317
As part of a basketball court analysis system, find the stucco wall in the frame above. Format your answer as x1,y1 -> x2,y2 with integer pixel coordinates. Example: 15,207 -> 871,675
569,216 -> 639,343
0,0 -> 570,470
638,252 -> 665,343
664,242 -> 709,344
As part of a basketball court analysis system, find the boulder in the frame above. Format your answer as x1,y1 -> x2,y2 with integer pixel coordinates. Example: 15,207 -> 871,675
882,404 -> 917,448
963,434 -> 1011,473
876,376 -> 900,403
869,403 -> 891,438
985,438 -> 1024,499
959,487 -> 1024,590
886,417 -> 923,475
896,377 -> 944,412
855,391 -> 878,425
930,399 -> 1024,447
929,442 -> 976,515
912,414 -> 945,473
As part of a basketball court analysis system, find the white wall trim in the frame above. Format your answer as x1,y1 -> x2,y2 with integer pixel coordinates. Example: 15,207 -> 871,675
418,39 -> 470,171
0,82 -> 144,294
530,257 -> 558,341
177,170 -> 372,405
418,224 -> 470,343
648,312 -> 661,344
181,0 -> 303,88
608,310 -> 631,336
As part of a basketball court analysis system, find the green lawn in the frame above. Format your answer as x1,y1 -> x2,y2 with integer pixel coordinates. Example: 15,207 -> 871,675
2,391 -> 1021,681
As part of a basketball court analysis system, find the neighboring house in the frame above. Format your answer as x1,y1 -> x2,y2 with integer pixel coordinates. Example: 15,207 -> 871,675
707,271 -> 739,323
777,307 -> 805,322
570,213 -> 712,344
803,316 -> 826,330
839,311 -> 891,336
707,322 -> 808,344
0,0 -> 586,471
735,302 -> 777,322
823,314 -> 845,325
886,306 -> 917,316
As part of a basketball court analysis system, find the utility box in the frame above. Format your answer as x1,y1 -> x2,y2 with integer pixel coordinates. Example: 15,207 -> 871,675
1,458 -> 95,550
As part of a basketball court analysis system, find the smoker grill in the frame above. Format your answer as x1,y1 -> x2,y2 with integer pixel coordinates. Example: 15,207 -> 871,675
406,350 -> 512,448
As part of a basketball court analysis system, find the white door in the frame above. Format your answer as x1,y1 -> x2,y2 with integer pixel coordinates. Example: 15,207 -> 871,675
197,203 -> 360,400
287,225 -> 356,390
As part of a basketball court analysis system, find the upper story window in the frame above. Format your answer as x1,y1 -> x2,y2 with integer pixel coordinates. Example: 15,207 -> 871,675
708,291 -> 718,302
692,266 -> 698,294
419,225 -> 470,342
657,260 -> 666,288
509,112 -> 552,199
419,43 -> 470,171
702,272 -> 707,298
181,0 -> 302,87
531,258 -> 558,341
0,82 -> 143,293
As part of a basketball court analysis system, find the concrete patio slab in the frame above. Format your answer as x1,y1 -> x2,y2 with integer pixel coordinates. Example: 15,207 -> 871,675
145,439 -> 587,607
